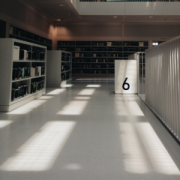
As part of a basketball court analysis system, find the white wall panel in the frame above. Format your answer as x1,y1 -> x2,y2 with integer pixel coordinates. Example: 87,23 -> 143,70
146,36 -> 180,143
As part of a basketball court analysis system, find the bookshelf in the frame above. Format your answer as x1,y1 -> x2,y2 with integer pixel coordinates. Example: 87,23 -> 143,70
0,38 -> 47,112
46,50 -> 72,87
57,41 -> 148,77
9,25 -> 52,50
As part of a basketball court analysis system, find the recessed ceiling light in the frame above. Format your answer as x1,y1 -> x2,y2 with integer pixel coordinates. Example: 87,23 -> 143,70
60,4 -> 65,6
57,19 -> 61,21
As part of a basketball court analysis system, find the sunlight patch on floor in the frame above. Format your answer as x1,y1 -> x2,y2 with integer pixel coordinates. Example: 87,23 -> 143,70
119,123 -> 149,174
0,121 -> 76,171
136,123 -> 180,175
0,120 -> 12,129
57,101 -> 88,115
116,101 -> 144,116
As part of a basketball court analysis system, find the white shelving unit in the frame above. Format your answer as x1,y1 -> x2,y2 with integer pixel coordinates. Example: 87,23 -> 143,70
47,50 -> 72,87
0,38 -> 47,112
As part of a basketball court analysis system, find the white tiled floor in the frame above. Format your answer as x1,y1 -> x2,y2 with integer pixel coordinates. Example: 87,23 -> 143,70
0,80 -> 180,180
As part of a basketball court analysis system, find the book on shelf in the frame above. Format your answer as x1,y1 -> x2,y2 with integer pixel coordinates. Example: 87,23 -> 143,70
13,46 -> 20,60
93,54 -> 96,57
21,67 -> 24,78
9,26 -> 14,35
35,67 -> 38,76
139,42 -> 144,47
75,53 -> 79,57
38,66 -> 41,76
76,48 -> 80,51
107,42 -> 112,47
31,67 -> 35,77
31,67 -> 41,77
24,50 -> 27,60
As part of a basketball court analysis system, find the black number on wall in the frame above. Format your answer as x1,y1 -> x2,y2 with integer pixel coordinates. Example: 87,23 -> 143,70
122,78 -> 130,90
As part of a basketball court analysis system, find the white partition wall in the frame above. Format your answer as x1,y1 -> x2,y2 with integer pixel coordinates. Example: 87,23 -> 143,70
115,60 -> 137,94
128,52 -> 145,100
146,36 -> 180,143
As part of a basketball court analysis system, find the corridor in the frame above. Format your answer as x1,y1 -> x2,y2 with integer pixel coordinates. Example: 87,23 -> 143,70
0,80 -> 180,180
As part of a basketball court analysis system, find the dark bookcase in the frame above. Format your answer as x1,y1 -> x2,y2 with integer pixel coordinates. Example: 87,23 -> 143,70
57,41 -> 148,77
9,25 -> 52,50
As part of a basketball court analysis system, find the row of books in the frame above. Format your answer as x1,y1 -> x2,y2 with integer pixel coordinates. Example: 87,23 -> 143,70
73,59 -> 113,63
11,84 -> 28,101
73,65 -> 114,68
9,26 -> 52,46
73,70 -> 114,74
12,67 -> 30,80
75,53 -> 122,58
11,80 -> 45,101
31,66 -> 45,77
13,46 -> 45,60
31,80 -> 44,93
61,73 -> 70,81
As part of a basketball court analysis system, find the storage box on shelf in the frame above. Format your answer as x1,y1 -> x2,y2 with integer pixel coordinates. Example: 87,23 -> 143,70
46,50 -> 72,87
57,41 -> 148,77
0,38 -> 47,112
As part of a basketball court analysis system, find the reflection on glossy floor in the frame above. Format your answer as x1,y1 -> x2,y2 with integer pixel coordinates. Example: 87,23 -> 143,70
0,80 -> 180,180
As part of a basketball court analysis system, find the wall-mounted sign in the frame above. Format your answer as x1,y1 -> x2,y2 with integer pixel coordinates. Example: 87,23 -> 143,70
115,60 -> 137,94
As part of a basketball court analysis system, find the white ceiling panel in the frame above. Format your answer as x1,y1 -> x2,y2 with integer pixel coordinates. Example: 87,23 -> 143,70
22,0 -> 180,24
